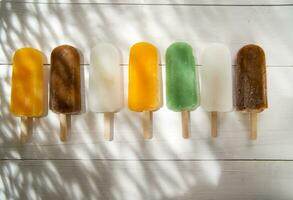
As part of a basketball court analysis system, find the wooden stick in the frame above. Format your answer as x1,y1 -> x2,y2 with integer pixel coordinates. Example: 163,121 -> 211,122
250,112 -> 257,140
60,114 -> 70,142
104,112 -> 114,141
20,117 -> 32,144
181,111 -> 190,139
143,111 -> 152,139
211,112 -> 218,137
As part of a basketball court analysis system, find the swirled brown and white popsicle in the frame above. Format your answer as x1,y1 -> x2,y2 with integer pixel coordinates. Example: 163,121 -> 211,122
50,45 -> 81,141
236,44 -> 267,140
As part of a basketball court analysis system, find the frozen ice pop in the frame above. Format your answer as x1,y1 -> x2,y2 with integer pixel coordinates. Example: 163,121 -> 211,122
236,44 -> 267,140
89,43 -> 123,141
11,47 -> 44,143
50,45 -> 81,141
201,43 -> 233,137
128,42 -> 161,139
166,42 -> 199,138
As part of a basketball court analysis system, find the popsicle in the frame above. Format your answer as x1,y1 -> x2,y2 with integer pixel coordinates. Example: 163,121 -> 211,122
89,43 -> 123,141
128,42 -> 161,139
50,45 -> 81,141
200,44 -> 233,137
10,47 -> 45,143
166,42 -> 199,138
236,44 -> 267,140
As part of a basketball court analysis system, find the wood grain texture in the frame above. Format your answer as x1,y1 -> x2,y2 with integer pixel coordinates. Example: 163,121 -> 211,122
1,2 -> 293,65
1,160 -> 293,200
3,0 -> 293,5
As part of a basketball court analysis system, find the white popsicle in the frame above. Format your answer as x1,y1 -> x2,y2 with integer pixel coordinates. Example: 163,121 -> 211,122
89,43 -> 123,140
200,43 -> 233,137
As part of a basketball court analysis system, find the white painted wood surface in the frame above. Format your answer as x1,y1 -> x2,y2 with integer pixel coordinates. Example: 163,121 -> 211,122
1,1 -> 293,65
3,0 -> 293,4
1,160 -> 293,200
1,0 -> 293,199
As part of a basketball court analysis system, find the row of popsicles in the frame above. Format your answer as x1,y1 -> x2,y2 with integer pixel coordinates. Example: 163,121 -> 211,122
10,42 -> 267,143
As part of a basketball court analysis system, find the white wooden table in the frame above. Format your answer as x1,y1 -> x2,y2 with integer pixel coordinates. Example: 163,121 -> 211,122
1,0 -> 293,199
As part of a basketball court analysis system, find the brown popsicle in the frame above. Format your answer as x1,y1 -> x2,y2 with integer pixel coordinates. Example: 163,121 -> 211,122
236,44 -> 267,140
50,45 -> 81,141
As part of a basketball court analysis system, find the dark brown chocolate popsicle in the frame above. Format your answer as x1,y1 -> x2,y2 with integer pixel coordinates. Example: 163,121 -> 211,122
236,44 -> 267,140
50,45 -> 81,141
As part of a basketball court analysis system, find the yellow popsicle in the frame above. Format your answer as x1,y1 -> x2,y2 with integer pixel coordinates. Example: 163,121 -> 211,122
10,48 -> 44,117
128,42 -> 161,112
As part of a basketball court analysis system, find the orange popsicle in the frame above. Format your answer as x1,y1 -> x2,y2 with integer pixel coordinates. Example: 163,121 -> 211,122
128,42 -> 161,111
128,42 -> 161,139
10,47 -> 44,143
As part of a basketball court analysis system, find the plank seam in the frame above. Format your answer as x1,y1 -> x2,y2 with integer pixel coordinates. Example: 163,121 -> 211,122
0,158 -> 292,161
2,1 -> 293,6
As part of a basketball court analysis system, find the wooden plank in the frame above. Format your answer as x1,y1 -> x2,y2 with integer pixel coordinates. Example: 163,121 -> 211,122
1,2 -> 293,65
1,160 -> 293,199
0,66 -> 293,160
2,0 -> 293,5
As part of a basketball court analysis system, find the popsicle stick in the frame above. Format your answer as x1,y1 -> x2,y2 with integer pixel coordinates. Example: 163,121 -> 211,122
143,111 -> 152,139
181,111 -> 190,139
104,112 -> 114,141
250,112 -> 257,140
20,117 -> 32,143
60,114 -> 70,142
211,112 -> 218,137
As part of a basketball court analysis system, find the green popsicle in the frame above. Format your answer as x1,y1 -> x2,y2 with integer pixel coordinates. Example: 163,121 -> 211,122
166,42 -> 199,138
166,42 -> 199,110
